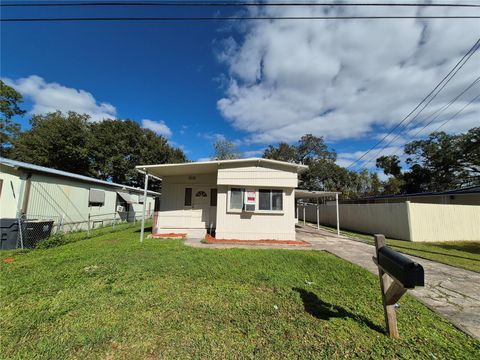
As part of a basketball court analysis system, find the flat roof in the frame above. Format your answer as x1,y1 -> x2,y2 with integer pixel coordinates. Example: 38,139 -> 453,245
295,189 -> 340,198
136,158 -> 308,177
1,158 -> 160,196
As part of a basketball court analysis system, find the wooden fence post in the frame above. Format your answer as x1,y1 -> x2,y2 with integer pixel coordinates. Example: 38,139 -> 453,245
374,234 -> 399,338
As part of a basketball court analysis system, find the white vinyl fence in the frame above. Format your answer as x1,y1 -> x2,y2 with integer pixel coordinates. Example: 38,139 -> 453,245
298,201 -> 480,242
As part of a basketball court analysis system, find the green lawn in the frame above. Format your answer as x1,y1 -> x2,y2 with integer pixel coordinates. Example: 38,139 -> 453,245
1,226 -> 479,359
317,224 -> 480,273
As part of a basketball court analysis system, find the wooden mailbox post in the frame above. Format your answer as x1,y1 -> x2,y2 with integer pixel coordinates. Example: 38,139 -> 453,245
373,234 -> 424,338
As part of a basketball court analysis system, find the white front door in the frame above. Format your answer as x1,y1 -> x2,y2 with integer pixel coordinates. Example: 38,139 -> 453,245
192,188 -> 210,227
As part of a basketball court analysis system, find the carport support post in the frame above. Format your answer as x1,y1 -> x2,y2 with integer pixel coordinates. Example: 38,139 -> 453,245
303,205 -> 306,226
140,170 -> 149,243
316,198 -> 319,230
335,193 -> 340,235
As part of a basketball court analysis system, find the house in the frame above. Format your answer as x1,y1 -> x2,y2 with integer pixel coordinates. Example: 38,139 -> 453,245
136,158 -> 308,240
0,158 -> 159,234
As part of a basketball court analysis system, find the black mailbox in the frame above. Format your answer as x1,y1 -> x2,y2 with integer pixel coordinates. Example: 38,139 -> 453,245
378,246 -> 424,289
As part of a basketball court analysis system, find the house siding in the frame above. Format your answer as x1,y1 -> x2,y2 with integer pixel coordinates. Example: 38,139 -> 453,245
214,186 -> 296,240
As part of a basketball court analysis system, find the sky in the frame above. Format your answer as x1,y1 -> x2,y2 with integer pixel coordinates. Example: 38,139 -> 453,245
1,1 -> 479,172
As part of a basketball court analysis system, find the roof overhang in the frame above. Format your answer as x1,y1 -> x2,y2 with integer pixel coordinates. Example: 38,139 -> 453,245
136,158 -> 308,178
295,190 -> 341,199
0,157 -> 160,196
117,192 -> 135,204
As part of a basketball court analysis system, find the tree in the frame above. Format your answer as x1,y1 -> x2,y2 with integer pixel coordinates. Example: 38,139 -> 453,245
10,112 -> 187,189
12,111 -> 93,175
89,119 -> 187,188
376,155 -> 402,177
376,128 -> 480,194
263,134 -> 381,198
263,143 -> 297,162
212,139 -> 240,160
0,80 -> 26,157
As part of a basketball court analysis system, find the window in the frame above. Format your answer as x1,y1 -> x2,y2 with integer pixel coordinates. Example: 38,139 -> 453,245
229,188 -> 244,210
259,189 -> 283,211
210,188 -> 217,206
195,190 -> 208,198
184,188 -> 192,206
89,188 -> 105,207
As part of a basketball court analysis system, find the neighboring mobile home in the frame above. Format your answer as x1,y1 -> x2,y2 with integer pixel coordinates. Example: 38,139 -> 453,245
137,158 -> 307,240
0,158 -> 159,233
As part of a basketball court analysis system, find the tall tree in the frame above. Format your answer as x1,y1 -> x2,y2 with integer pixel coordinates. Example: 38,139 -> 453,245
0,80 -> 26,157
12,111 -> 93,175
212,139 -> 240,160
11,112 -> 187,189
376,128 -> 480,193
264,134 -> 383,198
90,119 -> 187,187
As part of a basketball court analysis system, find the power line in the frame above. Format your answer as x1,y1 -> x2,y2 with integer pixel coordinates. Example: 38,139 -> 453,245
407,78 -> 480,139
2,15 -> 480,22
357,74 -> 480,168
362,77 -> 480,167
346,37 -> 480,169
3,1 -> 480,7
430,94 -> 480,134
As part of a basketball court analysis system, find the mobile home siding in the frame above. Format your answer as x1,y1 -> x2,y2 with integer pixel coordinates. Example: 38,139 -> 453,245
217,165 -> 298,188
0,165 -> 24,218
215,186 -> 296,240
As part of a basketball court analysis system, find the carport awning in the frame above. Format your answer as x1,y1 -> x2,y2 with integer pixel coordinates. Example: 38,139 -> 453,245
295,189 -> 340,235
295,190 -> 340,198
117,192 -> 135,204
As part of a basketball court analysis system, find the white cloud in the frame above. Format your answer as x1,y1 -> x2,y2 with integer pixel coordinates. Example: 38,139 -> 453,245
142,119 -> 172,137
3,75 -> 116,121
243,149 -> 264,158
217,5 -> 480,146
196,157 -> 212,162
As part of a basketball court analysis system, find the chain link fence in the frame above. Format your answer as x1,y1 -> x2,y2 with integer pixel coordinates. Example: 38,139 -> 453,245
4,211 -> 150,249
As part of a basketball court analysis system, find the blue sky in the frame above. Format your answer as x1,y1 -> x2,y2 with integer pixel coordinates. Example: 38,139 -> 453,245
2,2 -> 479,169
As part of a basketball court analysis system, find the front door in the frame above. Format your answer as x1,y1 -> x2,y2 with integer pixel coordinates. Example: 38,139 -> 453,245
193,188 -> 210,228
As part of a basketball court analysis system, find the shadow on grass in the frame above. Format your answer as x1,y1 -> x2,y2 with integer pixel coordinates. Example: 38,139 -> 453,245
430,242 -> 480,255
134,227 -> 152,233
293,288 -> 385,334
389,244 -> 479,262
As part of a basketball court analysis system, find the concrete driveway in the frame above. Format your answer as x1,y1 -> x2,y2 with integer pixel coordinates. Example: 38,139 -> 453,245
295,224 -> 480,340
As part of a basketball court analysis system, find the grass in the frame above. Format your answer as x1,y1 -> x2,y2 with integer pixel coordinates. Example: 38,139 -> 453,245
1,226 -> 479,359
316,224 -> 480,273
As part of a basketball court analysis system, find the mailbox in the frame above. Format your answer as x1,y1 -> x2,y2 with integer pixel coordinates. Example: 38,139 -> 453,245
378,246 -> 424,289
373,234 -> 425,338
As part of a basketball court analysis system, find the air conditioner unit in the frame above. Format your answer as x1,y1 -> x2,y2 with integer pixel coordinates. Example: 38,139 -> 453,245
116,205 -> 125,212
244,204 -> 255,212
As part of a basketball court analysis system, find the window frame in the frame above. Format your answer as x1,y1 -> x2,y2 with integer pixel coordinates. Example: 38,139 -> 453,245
227,187 -> 284,214
258,188 -> 284,212
227,187 -> 245,212
88,188 -> 105,207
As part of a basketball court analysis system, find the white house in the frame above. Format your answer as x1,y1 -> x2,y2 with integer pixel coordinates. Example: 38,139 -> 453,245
0,158 -> 159,233
136,158 -> 308,240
